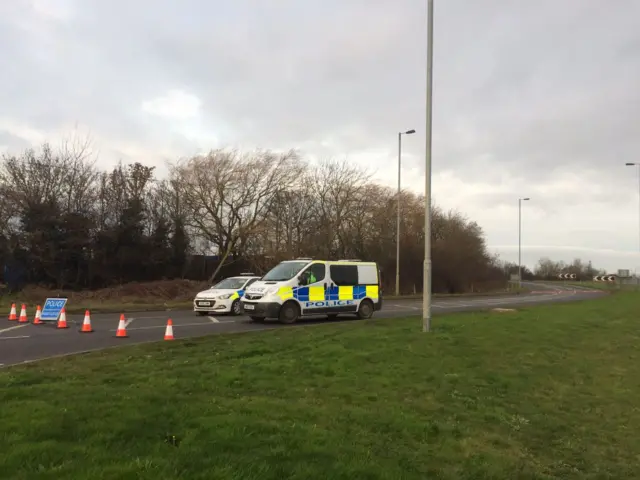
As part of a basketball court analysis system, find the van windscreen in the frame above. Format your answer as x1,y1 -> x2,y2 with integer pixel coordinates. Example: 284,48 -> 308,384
262,261 -> 309,281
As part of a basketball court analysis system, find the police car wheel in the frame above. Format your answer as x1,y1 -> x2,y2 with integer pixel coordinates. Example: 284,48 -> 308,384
231,300 -> 241,315
279,302 -> 299,324
357,300 -> 374,319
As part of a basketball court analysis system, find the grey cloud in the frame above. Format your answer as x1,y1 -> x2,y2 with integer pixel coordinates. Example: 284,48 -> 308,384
0,131 -> 31,149
429,1 -> 640,189
46,0 -> 426,148
0,0 -> 639,207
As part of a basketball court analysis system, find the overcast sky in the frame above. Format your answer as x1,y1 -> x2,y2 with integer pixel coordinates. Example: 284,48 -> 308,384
1,0 -> 640,273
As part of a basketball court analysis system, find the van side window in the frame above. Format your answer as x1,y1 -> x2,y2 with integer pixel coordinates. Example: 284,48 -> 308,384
357,265 -> 379,285
300,263 -> 326,285
330,265 -> 359,286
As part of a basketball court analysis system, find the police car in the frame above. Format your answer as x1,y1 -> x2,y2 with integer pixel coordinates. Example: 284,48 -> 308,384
240,258 -> 382,323
193,273 -> 261,316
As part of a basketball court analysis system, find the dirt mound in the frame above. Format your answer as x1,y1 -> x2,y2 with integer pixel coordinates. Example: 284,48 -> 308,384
19,279 -> 210,303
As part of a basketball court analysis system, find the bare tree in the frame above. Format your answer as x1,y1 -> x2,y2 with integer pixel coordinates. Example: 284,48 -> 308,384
307,159 -> 372,257
259,173 -> 319,258
0,138 -> 561,294
171,148 -> 304,281
56,134 -> 100,214
0,135 -> 100,210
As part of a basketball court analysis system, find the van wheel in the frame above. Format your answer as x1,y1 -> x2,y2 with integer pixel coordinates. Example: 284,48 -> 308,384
279,302 -> 300,324
357,300 -> 374,319
250,316 -> 265,323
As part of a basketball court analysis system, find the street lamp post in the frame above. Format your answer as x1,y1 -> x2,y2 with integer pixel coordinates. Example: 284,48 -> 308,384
518,197 -> 530,289
423,0 -> 434,333
625,162 -> 640,251
396,128 -> 416,297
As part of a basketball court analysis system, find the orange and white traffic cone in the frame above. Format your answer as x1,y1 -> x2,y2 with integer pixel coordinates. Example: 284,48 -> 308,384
80,310 -> 93,333
57,308 -> 69,329
33,305 -> 43,324
164,319 -> 174,340
115,314 -> 128,338
8,303 -> 16,321
18,304 -> 28,323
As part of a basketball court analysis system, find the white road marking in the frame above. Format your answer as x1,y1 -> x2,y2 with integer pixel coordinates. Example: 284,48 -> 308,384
0,335 -> 30,340
474,300 -> 518,306
119,315 -> 172,320
124,317 -> 135,328
208,316 -> 220,323
110,320 -> 235,332
392,304 -> 421,310
0,324 -> 29,335
387,294 -> 567,312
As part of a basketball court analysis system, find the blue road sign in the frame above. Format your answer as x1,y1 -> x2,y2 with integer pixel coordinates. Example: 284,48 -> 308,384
40,297 -> 68,322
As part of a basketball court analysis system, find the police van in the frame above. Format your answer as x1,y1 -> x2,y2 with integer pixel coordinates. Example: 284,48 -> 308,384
240,258 -> 382,323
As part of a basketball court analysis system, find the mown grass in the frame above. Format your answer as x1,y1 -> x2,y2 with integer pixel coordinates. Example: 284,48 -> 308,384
2,292 -> 638,479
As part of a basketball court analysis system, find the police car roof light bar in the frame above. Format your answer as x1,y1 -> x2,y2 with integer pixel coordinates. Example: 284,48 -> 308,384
240,272 -> 256,276
338,259 -> 362,262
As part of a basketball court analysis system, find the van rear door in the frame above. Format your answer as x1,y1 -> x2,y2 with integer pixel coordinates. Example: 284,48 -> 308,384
376,264 -> 383,310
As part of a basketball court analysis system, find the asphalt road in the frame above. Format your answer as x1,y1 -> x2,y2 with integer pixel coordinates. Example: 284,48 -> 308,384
0,282 -> 604,368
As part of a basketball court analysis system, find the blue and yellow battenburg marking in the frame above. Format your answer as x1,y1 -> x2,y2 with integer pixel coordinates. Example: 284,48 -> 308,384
230,289 -> 245,300
277,285 -> 378,302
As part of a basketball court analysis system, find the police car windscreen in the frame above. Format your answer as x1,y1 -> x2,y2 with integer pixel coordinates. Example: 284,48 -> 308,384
262,261 -> 308,281
213,278 -> 246,289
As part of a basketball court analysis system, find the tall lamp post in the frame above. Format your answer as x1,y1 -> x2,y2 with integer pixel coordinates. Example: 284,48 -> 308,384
396,128 -> 416,297
518,197 -> 530,288
625,162 -> 640,252
423,0 -> 434,333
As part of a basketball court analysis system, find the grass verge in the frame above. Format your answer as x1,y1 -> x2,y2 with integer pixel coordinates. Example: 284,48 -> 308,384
386,286 -> 529,300
565,281 -> 639,291
0,299 -> 196,315
0,284 -> 528,315
0,279 -> 206,315
2,292 -> 639,478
